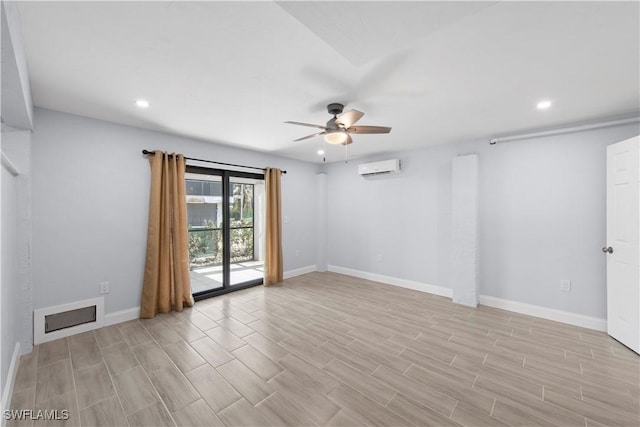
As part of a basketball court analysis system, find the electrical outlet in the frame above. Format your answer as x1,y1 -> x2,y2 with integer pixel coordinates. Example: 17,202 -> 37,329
295,250 -> 300,257
377,254 -> 383,262
100,281 -> 110,294
560,280 -> 571,292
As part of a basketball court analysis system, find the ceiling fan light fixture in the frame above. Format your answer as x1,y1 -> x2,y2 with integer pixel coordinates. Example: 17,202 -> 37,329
324,130 -> 349,145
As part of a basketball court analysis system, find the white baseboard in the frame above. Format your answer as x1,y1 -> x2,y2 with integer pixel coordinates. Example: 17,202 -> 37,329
479,295 -> 607,332
32,267 -> 318,336
327,266 -> 606,332
105,267 -> 314,326
1,342 -> 21,426
104,307 -> 140,326
36,271 -> 606,335
328,265 -> 452,298
284,265 -> 317,280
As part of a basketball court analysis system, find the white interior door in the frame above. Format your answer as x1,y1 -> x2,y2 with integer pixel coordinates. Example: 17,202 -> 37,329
606,136 -> 640,354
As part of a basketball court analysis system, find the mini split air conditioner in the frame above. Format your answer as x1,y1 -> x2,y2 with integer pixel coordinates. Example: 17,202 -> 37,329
358,159 -> 401,176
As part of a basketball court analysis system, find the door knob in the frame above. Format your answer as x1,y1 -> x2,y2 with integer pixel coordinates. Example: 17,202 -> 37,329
602,246 -> 613,254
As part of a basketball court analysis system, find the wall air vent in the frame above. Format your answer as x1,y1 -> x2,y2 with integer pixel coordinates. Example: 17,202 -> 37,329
34,297 -> 105,344
45,306 -> 97,333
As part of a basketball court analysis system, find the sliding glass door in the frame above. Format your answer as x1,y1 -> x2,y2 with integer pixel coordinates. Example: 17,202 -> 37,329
229,176 -> 265,286
185,167 -> 264,299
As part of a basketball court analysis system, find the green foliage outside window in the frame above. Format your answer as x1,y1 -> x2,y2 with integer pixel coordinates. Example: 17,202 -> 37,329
187,182 -> 255,268
188,219 -> 254,268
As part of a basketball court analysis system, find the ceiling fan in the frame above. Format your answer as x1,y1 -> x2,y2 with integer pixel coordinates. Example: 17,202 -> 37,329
285,103 -> 391,146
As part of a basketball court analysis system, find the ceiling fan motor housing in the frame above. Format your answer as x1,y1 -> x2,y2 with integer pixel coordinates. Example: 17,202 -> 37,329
326,117 -> 339,129
327,103 -> 344,116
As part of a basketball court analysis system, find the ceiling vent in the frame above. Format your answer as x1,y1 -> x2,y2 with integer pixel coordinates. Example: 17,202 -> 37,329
358,159 -> 401,176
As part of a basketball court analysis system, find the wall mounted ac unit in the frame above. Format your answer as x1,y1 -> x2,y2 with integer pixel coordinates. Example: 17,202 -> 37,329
358,159 -> 401,176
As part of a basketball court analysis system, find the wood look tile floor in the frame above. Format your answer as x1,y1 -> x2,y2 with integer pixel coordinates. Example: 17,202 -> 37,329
9,272 -> 640,427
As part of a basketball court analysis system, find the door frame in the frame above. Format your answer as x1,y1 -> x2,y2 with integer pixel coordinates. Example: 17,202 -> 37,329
186,165 -> 264,301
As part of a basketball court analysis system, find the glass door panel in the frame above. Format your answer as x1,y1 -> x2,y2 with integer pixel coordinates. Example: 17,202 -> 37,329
186,168 -> 265,300
229,177 -> 265,286
186,173 -> 224,294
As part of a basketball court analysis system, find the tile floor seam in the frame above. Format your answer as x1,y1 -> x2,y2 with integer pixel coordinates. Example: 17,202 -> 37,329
65,338 -> 82,426
211,390 -> 242,415
448,399 -> 459,418
31,349 -> 39,413
383,391 -> 398,409
94,329 -> 132,427
136,343 -> 180,427
400,362 -> 413,375
252,390 -> 277,408
123,326 -> 174,422
542,393 -> 618,426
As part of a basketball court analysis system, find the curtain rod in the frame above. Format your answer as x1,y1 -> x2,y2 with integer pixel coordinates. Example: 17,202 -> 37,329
489,116 -> 640,145
141,150 -> 287,174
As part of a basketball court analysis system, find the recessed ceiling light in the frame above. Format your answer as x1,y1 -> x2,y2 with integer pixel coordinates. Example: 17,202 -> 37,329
317,149 -> 325,155
135,99 -> 150,108
536,100 -> 552,110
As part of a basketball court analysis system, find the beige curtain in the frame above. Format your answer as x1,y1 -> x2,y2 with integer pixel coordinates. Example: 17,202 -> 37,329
140,150 -> 194,318
264,168 -> 283,285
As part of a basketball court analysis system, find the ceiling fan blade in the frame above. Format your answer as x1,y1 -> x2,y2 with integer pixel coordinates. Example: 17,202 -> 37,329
284,121 -> 326,130
294,131 -> 326,142
347,125 -> 392,134
336,110 -> 364,128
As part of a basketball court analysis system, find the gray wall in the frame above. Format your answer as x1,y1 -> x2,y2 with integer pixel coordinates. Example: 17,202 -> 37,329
30,108 -> 319,314
1,0 -> 33,396
326,142 -> 458,290
325,123 -> 639,319
1,128 -> 32,392
1,165 -> 18,390
25,105 -> 640,323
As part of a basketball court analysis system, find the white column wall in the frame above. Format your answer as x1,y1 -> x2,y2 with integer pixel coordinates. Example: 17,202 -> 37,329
451,154 -> 479,307
316,173 -> 328,272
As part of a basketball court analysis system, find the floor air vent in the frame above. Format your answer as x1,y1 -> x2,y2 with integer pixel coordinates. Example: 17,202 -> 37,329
34,297 -> 105,344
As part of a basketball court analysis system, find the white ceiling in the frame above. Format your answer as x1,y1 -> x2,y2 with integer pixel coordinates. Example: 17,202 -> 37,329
17,1 -> 640,163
